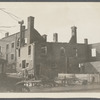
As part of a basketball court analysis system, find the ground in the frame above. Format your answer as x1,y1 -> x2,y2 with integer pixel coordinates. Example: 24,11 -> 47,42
27,83 -> 100,93
0,73 -> 100,92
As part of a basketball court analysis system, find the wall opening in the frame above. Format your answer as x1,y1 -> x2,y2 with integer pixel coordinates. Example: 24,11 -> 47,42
28,45 -> 31,55
11,54 -> 14,60
18,49 -> 20,57
60,47 -> 65,56
17,38 -> 20,46
11,42 -> 14,48
0,46 -> 2,52
22,60 -> 26,68
91,48 -> 96,57
6,44 -> 9,50
41,46 -> 47,55
25,38 -> 27,44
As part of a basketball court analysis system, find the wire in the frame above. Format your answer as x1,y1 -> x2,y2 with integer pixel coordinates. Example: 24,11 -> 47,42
0,26 -> 17,28
0,9 -> 22,22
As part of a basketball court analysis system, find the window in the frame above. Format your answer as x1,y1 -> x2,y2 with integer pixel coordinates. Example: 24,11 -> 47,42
0,46 -> 2,52
91,48 -> 96,57
6,44 -> 9,49
25,38 -> 27,44
18,49 -> 20,57
79,63 -> 85,73
12,65 -> 15,69
6,54 -> 8,61
17,38 -> 20,46
75,48 -> 78,57
26,63 -> 29,67
11,42 -> 14,48
41,46 -> 47,55
19,63 -> 21,67
60,47 -> 65,56
11,54 -> 14,60
22,60 -> 26,68
28,45 -> 31,55
73,48 -> 78,57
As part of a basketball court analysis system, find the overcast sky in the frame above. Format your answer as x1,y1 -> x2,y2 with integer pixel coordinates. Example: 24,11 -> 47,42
0,2 -> 100,44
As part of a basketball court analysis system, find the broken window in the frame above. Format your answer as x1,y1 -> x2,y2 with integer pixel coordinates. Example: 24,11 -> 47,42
28,45 -> 31,55
91,48 -> 96,57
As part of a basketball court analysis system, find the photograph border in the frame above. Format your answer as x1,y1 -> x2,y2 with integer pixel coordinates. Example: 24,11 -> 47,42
0,1 -> 99,99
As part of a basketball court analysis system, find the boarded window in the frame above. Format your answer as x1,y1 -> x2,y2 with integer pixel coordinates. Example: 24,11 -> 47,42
91,48 -> 96,57
22,60 -> 26,68
28,45 -> 31,55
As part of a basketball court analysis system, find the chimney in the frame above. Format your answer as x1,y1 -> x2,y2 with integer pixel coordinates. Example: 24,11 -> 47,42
18,20 -> 24,47
42,34 -> 47,42
22,25 -> 25,39
5,32 -> 9,37
53,33 -> 58,42
71,26 -> 77,43
27,16 -> 34,44
84,38 -> 88,44
21,25 -> 26,46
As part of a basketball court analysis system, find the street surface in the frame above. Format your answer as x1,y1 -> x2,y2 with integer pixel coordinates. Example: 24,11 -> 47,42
28,83 -> 100,92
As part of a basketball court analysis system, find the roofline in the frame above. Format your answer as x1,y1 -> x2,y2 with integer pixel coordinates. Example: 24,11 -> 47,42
1,29 -> 27,40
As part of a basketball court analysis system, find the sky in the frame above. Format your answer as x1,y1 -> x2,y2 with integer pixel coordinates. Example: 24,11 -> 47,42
0,2 -> 100,44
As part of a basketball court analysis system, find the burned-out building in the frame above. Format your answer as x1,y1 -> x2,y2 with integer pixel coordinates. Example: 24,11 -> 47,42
0,16 -> 100,78
16,16 -> 91,79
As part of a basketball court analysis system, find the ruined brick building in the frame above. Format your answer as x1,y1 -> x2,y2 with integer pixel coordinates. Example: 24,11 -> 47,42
0,16 -> 100,78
